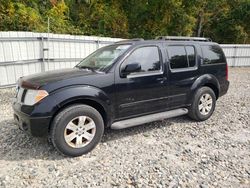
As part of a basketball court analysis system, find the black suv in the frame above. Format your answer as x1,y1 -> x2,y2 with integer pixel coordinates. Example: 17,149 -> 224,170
12,36 -> 229,157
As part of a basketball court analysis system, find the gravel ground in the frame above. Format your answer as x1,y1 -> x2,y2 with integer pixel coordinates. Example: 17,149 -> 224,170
0,67 -> 249,188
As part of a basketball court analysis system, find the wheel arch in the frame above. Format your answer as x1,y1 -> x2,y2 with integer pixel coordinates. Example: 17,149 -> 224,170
45,86 -> 112,133
51,98 -> 109,128
188,74 -> 220,104
203,83 -> 219,99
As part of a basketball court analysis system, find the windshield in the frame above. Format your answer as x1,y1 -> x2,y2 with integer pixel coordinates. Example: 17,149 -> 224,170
76,44 -> 131,71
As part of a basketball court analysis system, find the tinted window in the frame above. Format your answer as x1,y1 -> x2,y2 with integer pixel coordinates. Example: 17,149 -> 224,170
123,46 -> 161,73
77,44 -> 131,71
168,46 -> 188,69
201,45 -> 225,64
186,46 -> 196,67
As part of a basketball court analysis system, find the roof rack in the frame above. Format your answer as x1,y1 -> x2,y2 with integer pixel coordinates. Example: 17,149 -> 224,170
156,36 -> 212,42
115,38 -> 144,43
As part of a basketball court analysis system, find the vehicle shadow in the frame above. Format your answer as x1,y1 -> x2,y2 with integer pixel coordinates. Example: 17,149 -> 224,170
0,115 -> 192,161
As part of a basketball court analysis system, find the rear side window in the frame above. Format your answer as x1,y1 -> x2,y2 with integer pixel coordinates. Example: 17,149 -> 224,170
186,46 -> 196,67
167,46 -> 196,69
201,45 -> 225,64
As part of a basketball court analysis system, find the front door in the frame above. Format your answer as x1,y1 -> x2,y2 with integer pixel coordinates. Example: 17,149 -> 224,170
114,45 -> 168,119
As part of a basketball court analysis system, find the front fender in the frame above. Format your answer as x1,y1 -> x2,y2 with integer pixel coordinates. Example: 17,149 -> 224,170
187,74 -> 220,103
31,85 -> 111,118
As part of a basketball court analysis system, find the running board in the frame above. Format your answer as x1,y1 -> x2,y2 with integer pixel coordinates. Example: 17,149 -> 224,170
111,108 -> 188,130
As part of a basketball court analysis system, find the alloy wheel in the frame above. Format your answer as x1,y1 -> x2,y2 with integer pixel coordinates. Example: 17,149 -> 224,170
198,93 -> 213,116
64,116 -> 96,148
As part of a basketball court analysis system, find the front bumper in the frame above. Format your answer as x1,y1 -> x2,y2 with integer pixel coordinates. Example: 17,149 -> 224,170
12,101 -> 51,137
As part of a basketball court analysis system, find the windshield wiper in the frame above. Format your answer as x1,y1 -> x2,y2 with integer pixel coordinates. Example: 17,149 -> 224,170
75,65 -> 96,72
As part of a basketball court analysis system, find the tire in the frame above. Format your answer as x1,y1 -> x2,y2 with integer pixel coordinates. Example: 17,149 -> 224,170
188,87 -> 216,121
50,104 -> 104,157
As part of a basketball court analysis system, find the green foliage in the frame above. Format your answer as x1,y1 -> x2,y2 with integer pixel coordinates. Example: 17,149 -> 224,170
192,0 -> 250,43
46,1 -> 75,33
75,0 -> 129,37
0,0 -> 249,43
0,0 -> 45,31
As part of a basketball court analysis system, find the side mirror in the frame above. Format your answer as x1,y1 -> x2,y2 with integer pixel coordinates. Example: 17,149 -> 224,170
121,63 -> 141,77
203,58 -> 210,64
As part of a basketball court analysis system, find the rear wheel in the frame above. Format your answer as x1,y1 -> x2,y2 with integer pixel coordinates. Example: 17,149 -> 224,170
188,87 -> 216,121
50,104 -> 104,157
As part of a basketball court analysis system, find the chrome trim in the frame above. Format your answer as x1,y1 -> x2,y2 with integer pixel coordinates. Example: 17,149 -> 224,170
111,108 -> 188,129
127,71 -> 163,79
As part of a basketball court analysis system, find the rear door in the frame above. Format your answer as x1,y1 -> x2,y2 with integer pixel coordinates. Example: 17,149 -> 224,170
165,44 -> 200,108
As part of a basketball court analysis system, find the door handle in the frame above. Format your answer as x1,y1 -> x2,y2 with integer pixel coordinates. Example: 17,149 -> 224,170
156,77 -> 167,83
156,77 -> 167,81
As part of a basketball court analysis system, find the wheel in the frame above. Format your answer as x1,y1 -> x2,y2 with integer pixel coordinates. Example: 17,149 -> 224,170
50,104 -> 104,157
188,87 -> 216,121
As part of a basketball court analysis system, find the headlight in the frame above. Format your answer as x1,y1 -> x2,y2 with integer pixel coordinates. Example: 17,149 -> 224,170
24,89 -> 49,106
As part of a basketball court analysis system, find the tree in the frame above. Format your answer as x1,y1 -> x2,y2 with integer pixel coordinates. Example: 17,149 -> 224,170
46,1 -> 75,34
0,0 -> 45,31
0,0 -> 249,43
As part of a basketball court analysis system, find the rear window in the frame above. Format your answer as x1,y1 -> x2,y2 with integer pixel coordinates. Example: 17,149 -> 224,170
201,45 -> 226,64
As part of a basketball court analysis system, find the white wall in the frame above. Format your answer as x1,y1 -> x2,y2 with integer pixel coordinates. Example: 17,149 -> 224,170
0,32 -> 122,87
220,44 -> 250,67
0,31 -> 249,87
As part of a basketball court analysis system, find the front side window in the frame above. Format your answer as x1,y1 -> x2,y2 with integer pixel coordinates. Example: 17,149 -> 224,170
201,45 -> 226,64
122,46 -> 161,74
167,45 -> 196,69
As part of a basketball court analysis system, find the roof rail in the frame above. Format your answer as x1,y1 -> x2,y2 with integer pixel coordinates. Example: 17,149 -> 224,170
156,36 -> 212,42
115,38 -> 144,43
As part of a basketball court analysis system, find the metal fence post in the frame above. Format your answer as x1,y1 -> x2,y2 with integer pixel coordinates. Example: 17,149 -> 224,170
233,45 -> 237,67
96,39 -> 100,50
39,36 -> 46,72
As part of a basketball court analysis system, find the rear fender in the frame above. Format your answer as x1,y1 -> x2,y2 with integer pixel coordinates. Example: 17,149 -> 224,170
187,74 -> 220,104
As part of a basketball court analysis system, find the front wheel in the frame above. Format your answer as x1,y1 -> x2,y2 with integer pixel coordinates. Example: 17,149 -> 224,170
188,87 -> 216,121
50,104 -> 104,157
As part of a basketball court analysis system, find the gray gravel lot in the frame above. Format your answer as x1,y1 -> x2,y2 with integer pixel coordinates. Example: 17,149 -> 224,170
0,67 -> 249,188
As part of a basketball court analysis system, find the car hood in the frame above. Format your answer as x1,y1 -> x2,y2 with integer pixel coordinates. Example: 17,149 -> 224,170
19,68 -> 99,89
